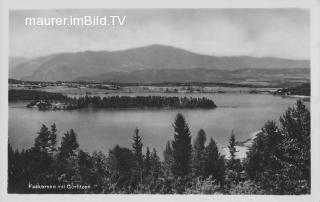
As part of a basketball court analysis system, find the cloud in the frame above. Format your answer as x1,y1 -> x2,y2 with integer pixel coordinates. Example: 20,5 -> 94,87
9,9 -> 309,60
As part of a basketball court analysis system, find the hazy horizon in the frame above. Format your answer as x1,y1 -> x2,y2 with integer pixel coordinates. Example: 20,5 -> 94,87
9,44 -> 311,61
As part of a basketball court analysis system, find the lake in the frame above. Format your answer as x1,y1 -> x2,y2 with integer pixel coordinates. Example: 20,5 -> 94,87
8,93 -> 308,158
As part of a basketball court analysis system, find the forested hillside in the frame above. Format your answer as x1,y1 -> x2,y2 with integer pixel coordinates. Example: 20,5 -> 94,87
274,83 -> 310,96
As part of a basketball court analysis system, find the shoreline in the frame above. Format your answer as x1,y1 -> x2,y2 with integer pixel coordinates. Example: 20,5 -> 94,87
221,130 -> 262,160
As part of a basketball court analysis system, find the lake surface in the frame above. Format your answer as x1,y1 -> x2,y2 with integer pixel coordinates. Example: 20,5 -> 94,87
8,93 -> 308,157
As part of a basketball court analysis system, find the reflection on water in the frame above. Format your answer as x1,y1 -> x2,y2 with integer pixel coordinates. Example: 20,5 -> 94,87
9,93 -> 308,156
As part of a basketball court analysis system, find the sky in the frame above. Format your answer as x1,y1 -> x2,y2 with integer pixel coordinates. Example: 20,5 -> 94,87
9,9 -> 310,60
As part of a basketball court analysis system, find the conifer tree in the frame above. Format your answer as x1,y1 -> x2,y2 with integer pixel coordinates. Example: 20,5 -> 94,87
34,124 -> 51,153
192,129 -> 206,177
228,131 -> 237,164
108,145 -> 134,175
48,123 -> 57,155
150,148 -> 161,178
91,151 -> 108,191
131,128 -> 143,184
245,121 -> 281,179
77,150 -> 94,185
171,113 -> 192,177
132,128 -> 143,169
58,128 -> 79,159
163,140 -> 174,177
277,100 -> 310,193
245,100 -> 310,194
280,100 -> 310,176
203,138 -> 225,183
144,147 -> 151,176
226,131 -> 242,184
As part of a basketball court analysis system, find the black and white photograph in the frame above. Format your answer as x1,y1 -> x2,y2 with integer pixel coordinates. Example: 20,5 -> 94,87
1,1 -> 319,199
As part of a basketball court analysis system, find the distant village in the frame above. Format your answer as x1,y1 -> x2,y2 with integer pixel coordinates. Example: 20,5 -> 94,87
9,78 -> 310,99
9,79 -> 281,94
9,80 -> 120,90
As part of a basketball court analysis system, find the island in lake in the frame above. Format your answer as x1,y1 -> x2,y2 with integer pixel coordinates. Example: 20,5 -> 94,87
9,89 -> 217,110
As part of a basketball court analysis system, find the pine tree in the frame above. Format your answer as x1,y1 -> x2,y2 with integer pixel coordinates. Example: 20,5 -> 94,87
77,150 -> 94,185
107,145 -> 136,190
245,121 -> 281,179
132,128 -> 143,169
226,131 -> 242,184
163,140 -> 173,177
8,144 -> 18,192
48,123 -> 57,155
245,100 -> 310,194
91,151 -> 108,191
245,132 -> 267,179
131,128 -> 143,185
277,100 -> 310,193
280,100 -> 310,177
29,124 -> 58,186
144,147 -> 151,176
192,129 -> 207,177
204,138 -> 225,183
150,148 -> 161,178
58,128 -> 79,159
171,113 -> 192,177
108,145 -> 134,175
280,100 -> 310,144
34,124 -> 51,153
228,130 -> 237,164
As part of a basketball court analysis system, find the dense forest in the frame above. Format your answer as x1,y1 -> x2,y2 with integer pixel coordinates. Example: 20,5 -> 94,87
274,83 -> 310,96
9,89 -> 216,110
65,95 -> 216,109
9,89 -> 68,102
8,100 -> 310,194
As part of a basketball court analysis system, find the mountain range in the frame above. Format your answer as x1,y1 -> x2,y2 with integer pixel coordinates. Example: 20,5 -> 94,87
9,45 -> 310,84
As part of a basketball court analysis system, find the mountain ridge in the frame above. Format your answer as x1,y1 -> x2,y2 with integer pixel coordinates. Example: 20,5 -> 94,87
74,67 -> 309,86
9,44 -> 310,82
